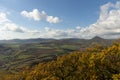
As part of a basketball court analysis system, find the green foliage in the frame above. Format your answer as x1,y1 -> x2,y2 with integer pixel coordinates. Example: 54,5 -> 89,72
4,42 -> 120,80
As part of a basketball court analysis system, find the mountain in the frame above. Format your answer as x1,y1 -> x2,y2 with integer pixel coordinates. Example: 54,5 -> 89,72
0,36 -> 116,44
91,36 -> 104,40
88,36 -> 114,45
0,38 -> 55,44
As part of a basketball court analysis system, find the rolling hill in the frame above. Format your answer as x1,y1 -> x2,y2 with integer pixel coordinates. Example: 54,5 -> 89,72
0,36 -> 118,79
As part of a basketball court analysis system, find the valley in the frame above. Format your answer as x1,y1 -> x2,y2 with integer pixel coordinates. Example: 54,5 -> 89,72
0,36 -> 115,78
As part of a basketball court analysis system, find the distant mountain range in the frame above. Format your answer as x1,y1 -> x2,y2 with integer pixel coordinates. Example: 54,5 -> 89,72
0,38 -> 55,44
0,36 -> 116,44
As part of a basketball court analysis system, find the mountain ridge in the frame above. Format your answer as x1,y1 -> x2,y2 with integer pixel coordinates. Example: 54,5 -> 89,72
0,36 -> 117,44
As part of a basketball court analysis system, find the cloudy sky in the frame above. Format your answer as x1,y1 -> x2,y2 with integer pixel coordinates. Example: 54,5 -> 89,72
0,0 -> 120,40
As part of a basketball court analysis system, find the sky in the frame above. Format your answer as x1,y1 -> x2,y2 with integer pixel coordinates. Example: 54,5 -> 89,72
0,0 -> 120,40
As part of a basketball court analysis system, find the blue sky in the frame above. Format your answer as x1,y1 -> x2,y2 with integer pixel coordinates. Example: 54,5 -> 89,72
0,0 -> 119,39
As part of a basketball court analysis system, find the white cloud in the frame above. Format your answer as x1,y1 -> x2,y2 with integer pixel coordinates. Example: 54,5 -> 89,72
44,27 -> 51,32
99,2 -> 113,21
0,23 -> 40,34
21,9 -> 41,21
85,1 -> 120,39
46,16 -> 60,24
21,9 -> 60,23
0,12 -> 41,40
43,1 -> 120,39
76,26 -> 81,30
0,12 -> 10,23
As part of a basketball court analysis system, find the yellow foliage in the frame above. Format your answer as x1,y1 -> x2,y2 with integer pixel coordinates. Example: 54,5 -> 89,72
112,74 -> 120,80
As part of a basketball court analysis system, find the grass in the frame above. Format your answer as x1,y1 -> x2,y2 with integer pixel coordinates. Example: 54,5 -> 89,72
17,54 -> 32,59
60,45 -> 80,50
5,44 -> 21,49
0,54 -> 8,60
